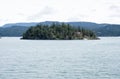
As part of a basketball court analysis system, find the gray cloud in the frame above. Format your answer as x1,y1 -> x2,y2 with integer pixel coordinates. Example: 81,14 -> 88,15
0,18 -> 9,22
67,14 -> 88,21
109,14 -> 120,18
108,5 -> 120,18
67,17 -> 80,21
27,6 -> 56,20
109,5 -> 120,12
0,19 -> 9,26
91,9 -> 97,12
17,13 -> 25,16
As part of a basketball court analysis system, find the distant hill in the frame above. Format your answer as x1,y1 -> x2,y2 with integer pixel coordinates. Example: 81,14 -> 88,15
0,26 -> 29,36
1,21 -> 102,28
0,21 -> 120,36
95,24 -> 120,36
2,22 -> 39,28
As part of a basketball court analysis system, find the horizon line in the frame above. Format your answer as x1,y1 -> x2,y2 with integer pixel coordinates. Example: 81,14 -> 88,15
0,21 -> 120,27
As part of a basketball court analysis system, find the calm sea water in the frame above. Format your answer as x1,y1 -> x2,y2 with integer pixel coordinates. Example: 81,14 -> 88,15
0,37 -> 120,79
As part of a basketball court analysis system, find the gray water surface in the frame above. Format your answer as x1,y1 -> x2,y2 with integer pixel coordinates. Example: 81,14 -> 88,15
0,37 -> 120,79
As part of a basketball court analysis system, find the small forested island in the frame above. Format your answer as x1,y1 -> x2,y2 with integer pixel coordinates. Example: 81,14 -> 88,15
22,23 -> 99,40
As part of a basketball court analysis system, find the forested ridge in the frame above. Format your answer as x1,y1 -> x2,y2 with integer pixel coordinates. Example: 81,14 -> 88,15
0,21 -> 120,37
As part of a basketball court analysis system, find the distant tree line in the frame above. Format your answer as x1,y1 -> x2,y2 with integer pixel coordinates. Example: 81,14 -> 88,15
22,23 -> 98,40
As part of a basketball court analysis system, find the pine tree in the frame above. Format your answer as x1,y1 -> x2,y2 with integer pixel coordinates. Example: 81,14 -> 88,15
22,23 -> 98,40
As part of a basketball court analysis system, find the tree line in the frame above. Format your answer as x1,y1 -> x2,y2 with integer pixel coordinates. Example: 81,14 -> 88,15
22,23 -> 98,40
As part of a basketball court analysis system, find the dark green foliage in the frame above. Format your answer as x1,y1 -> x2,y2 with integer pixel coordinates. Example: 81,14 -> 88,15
22,23 -> 98,40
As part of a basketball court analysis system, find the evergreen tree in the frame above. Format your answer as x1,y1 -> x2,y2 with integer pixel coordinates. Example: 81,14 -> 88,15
22,23 -> 98,40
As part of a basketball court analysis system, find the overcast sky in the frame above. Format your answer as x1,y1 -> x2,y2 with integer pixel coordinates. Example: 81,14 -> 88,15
0,0 -> 120,26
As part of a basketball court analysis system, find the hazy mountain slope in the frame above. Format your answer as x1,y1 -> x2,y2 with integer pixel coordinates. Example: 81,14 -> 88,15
0,21 -> 120,36
0,26 -> 29,36
95,25 -> 120,36
2,22 -> 39,28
